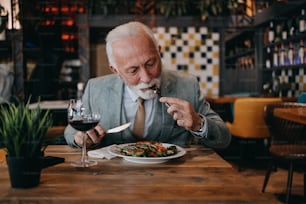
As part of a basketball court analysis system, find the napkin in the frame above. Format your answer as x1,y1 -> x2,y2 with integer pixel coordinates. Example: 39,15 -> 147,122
87,145 -> 117,160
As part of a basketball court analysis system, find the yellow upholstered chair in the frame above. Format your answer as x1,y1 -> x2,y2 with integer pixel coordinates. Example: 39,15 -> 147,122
225,97 -> 282,170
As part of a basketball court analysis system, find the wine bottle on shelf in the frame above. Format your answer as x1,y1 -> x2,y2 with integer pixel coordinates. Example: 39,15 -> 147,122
281,20 -> 289,40
284,44 -> 290,66
245,55 -> 254,70
290,17 -> 298,37
273,44 -> 279,67
77,82 -> 84,101
279,43 -> 286,66
294,42 -> 300,65
265,46 -> 272,69
268,21 -> 275,43
304,43 -> 306,64
298,39 -> 304,64
250,55 -> 255,69
298,9 -> 305,33
288,41 -> 294,65
274,20 -> 282,43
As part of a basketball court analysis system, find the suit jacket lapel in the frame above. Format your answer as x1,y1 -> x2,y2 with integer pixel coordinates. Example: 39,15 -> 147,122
113,78 -> 129,125
102,77 -> 128,128
149,71 -> 178,140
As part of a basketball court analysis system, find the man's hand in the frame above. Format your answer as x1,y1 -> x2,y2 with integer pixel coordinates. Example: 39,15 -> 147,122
159,97 -> 203,131
74,125 -> 106,147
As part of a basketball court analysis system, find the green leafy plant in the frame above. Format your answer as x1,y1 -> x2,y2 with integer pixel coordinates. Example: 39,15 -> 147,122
0,99 -> 53,158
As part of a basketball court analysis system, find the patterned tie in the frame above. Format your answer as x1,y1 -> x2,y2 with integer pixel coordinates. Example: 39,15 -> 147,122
133,97 -> 145,138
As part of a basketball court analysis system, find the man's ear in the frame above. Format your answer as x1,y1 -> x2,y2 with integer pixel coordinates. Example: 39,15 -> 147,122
109,66 -> 117,74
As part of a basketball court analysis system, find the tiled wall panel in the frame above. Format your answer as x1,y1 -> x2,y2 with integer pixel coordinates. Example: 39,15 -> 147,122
273,67 -> 306,97
154,26 -> 220,96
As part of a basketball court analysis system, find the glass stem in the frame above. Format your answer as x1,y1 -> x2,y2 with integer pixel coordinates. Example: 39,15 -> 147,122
81,131 -> 87,167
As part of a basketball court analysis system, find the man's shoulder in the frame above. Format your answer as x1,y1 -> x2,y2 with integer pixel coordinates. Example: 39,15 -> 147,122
89,74 -> 117,82
86,74 -> 124,92
163,69 -> 197,83
88,74 -> 119,86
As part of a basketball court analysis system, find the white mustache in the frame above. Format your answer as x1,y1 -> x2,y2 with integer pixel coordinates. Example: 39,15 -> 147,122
128,78 -> 161,100
134,79 -> 160,90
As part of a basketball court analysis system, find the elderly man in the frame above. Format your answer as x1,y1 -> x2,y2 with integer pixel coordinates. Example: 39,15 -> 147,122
64,21 -> 231,149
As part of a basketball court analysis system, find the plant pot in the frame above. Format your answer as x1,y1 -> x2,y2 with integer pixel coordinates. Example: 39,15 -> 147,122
6,156 -> 42,188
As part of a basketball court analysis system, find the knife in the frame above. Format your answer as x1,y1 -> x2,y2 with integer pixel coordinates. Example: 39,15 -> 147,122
106,122 -> 131,134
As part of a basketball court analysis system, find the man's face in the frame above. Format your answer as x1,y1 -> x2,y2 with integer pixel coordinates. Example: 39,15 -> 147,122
111,35 -> 162,99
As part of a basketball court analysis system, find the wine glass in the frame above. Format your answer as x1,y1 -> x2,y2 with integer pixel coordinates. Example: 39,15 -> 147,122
67,99 -> 101,167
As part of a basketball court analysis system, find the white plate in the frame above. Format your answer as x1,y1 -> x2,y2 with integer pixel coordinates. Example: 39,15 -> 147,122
107,143 -> 186,164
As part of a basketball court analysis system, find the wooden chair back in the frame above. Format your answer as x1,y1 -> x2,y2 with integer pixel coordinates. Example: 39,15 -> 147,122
264,102 -> 306,147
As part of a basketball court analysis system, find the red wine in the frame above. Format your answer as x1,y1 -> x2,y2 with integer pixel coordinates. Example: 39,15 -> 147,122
69,119 -> 99,131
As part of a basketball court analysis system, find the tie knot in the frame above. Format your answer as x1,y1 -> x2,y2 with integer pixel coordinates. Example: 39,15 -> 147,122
137,97 -> 144,105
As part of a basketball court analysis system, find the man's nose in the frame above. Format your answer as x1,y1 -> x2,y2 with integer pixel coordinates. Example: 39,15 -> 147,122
139,67 -> 151,83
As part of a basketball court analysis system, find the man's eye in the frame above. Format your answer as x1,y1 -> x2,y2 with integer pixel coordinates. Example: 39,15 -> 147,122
127,67 -> 138,75
145,61 -> 155,68
146,63 -> 154,67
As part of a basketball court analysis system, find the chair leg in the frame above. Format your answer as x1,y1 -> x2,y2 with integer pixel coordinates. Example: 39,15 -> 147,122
262,160 -> 274,193
285,162 -> 294,204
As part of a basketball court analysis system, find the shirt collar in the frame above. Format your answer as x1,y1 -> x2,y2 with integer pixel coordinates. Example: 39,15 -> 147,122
125,85 -> 139,102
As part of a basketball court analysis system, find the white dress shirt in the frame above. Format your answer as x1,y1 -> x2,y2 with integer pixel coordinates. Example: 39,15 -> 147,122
123,86 -> 207,138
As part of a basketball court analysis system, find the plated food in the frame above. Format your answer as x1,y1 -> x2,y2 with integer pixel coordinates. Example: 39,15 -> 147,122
120,141 -> 178,157
107,142 -> 186,164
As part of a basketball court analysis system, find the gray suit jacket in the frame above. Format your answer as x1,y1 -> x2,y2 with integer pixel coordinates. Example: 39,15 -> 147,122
64,70 -> 231,149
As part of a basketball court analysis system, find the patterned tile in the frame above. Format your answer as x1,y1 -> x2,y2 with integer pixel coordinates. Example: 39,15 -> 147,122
154,26 -> 220,96
272,67 -> 306,97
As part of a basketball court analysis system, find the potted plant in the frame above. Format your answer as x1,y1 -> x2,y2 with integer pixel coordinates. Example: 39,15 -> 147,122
0,99 -> 54,188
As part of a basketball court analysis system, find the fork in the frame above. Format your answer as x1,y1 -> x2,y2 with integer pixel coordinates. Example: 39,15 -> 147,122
151,85 -> 170,107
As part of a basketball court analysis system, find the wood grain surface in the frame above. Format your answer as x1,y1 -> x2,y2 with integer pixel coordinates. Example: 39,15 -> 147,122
274,107 -> 306,125
0,145 -> 280,204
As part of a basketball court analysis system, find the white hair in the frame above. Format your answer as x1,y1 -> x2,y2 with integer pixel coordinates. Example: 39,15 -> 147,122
105,21 -> 159,69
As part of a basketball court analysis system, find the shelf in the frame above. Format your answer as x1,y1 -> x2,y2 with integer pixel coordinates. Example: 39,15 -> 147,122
222,1 -> 306,97
263,64 -> 306,71
254,1 -> 306,27
264,34 -> 306,48
89,15 -> 228,28
225,49 -> 255,61
225,28 -> 255,42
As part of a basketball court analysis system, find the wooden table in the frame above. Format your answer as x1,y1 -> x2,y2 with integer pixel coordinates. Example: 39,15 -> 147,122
274,107 -> 306,125
0,145 -> 278,204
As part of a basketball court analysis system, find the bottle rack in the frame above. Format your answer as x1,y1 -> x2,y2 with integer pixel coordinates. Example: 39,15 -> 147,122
261,6 -> 306,97
263,15 -> 306,70
21,0 -> 87,101
222,1 -> 306,96
35,1 -> 85,57
225,30 -> 255,70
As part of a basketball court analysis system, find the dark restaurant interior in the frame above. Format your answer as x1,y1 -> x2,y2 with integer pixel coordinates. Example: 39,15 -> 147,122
0,0 -> 306,203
